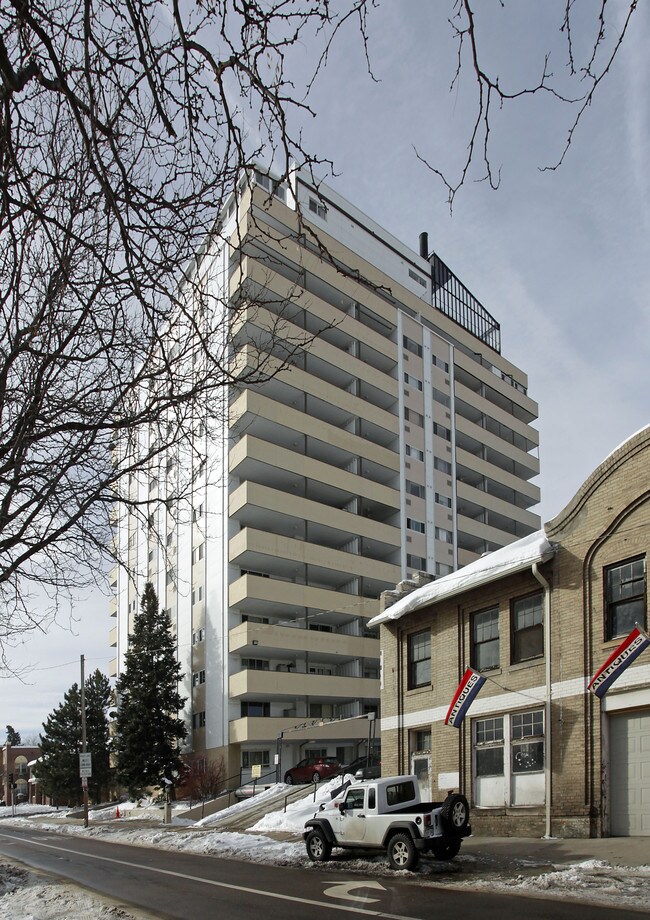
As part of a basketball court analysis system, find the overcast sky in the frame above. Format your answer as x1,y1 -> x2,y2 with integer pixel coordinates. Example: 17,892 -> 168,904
3,1 -> 648,740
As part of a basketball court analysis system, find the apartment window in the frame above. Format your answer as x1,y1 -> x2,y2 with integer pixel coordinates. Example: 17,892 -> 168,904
192,543 -> 204,564
241,701 -> 270,717
192,711 -> 206,729
473,709 -> 545,807
404,372 -> 423,391
404,407 -> 424,427
434,457 -> 452,474
408,269 -> 427,288
165,568 -> 175,586
192,585 -> 203,605
471,607 -> 499,671
405,444 -> 425,462
406,480 -> 426,498
433,422 -> 451,441
435,562 -> 453,577
407,518 -> 425,534
407,629 -> 431,689
435,492 -> 452,508
308,196 -> 327,219
411,728 -> 431,754
192,627 -> 205,644
512,592 -> 544,662
403,335 -> 423,357
605,556 -> 646,639
241,658 -> 269,670
192,504 -> 204,522
242,750 -> 270,769
435,527 -> 452,543
192,669 -> 206,687
407,553 -> 427,571
432,354 -> 449,373
432,388 -> 451,408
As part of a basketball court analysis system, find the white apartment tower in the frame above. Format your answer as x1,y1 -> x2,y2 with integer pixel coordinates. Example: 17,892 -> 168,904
110,168 -> 540,782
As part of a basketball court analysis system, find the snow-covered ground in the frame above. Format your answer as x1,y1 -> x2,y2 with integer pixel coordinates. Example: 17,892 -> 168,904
1,782 -> 649,918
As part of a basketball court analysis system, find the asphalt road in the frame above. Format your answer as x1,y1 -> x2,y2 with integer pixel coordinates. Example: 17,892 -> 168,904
0,826 -> 645,920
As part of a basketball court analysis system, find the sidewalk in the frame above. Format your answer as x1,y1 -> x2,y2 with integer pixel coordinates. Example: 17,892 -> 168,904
462,834 -> 650,869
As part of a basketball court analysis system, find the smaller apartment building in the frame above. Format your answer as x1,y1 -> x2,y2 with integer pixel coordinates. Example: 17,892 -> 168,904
373,426 -> 650,837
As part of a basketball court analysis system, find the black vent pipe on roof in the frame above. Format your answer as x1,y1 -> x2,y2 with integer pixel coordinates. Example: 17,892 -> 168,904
419,231 -> 429,259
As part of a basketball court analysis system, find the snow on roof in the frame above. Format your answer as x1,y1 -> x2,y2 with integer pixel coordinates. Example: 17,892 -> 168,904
369,528 -> 555,628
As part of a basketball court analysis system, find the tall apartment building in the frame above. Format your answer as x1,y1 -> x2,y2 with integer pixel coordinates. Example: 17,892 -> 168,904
110,168 -> 541,782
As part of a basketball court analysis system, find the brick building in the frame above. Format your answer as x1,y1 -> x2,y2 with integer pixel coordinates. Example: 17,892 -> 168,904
371,426 -> 650,837
1,742 -> 43,805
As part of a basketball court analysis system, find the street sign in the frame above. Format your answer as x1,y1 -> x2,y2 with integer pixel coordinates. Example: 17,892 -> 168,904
79,753 -> 92,778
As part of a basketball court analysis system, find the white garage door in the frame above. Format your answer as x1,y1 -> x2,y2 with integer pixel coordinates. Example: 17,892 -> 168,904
609,710 -> 650,836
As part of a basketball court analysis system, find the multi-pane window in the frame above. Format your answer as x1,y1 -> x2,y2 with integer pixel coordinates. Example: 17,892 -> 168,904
433,422 -> 450,441
435,492 -> 452,508
308,197 -> 327,219
475,716 -> 504,777
242,750 -> 270,768
192,711 -> 206,729
404,372 -> 423,391
436,562 -> 453,577
411,728 -> 431,753
192,670 -> 206,687
407,629 -> 431,689
512,592 -> 543,662
511,710 -> 544,774
403,335 -> 423,357
192,627 -> 205,644
407,518 -> 426,534
432,354 -> 450,372
434,457 -> 452,474
605,556 -> 646,639
407,553 -> 427,571
404,408 -> 424,427
406,480 -> 426,498
471,607 -> 500,671
473,710 -> 544,806
435,527 -> 452,542
405,444 -> 425,462
241,658 -> 270,670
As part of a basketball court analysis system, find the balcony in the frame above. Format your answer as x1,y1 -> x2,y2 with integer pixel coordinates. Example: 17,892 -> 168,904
229,574 -> 380,622
229,668 -> 379,702
229,715 -> 377,745
229,620 -> 378,662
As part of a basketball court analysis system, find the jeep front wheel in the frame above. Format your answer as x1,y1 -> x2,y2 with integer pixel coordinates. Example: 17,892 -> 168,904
306,828 -> 331,862
387,832 -> 418,871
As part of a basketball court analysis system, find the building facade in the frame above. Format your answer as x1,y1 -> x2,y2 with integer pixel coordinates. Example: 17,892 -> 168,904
373,426 -> 650,837
110,168 -> 540,782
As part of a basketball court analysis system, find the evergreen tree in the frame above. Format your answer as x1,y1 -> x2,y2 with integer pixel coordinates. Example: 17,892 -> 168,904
5,725 -> 21,745
84,670 -> 113,804
114,583 -> 187,798
37,684 -> 83,805
36,670 -> 113,805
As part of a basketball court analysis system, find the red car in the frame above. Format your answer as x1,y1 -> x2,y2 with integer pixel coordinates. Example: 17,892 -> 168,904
284,756 -> 341,785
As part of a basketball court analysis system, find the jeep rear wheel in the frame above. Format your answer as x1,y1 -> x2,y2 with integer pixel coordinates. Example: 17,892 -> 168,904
306,828 -> 331,862
440,793 -> 469,834
387,832 -> 418,871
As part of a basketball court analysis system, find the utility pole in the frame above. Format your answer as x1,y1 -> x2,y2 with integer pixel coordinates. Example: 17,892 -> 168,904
80,654 -> 89,828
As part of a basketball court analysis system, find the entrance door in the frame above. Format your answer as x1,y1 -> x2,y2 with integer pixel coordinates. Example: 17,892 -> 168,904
411,755 -> 431,801
609,709 -> 650,836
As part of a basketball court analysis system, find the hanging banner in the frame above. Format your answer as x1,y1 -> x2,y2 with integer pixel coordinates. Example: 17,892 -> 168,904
588,626 -> 650,699
445,667 -> 487,728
